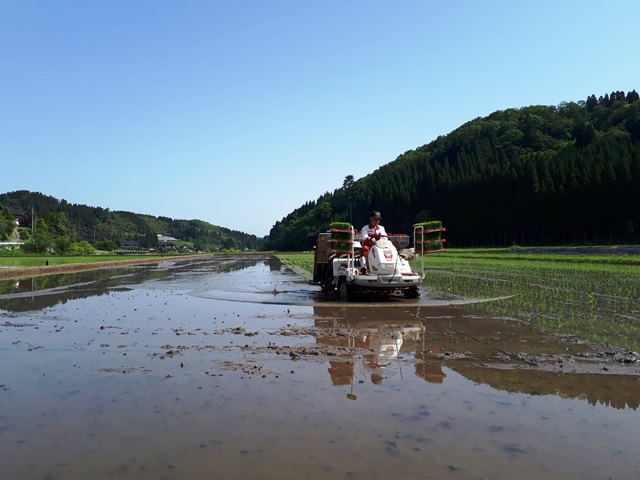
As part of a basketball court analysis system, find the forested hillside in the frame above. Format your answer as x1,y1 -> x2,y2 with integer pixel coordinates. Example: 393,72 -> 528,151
0,191 -> 262,251
266,91 -> 640,250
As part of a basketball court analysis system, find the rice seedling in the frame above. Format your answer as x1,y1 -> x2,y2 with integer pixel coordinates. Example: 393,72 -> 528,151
413,221 -> 445,249
329,222 -> 354,252
420,254 -> 640,351
277,252 -> 315,274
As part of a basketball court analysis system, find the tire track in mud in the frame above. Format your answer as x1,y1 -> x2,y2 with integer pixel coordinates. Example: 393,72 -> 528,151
188,286 -> 516,308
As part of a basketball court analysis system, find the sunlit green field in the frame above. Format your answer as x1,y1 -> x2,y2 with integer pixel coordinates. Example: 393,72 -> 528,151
276,252 -> 315,276
422,254 -> 640,350
277,251 -> 640,350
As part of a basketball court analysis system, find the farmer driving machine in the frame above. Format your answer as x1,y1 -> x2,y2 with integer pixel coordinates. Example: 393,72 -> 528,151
312,221 -> 447,301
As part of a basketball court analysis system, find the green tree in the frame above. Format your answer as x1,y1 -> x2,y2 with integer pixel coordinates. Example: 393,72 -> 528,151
414,209 -> 432,224
222,237 -> 236,250
143,230 -> 158,248
264,90 -> 640,249
69,241 -> 96,255
0,190 -> 263,252
95,240 -> 117,251
342,175 -> 355,189
626,90 -> 639,103
625,109 -> 640,141
26,218 -> 55,253
572,121 -> 596,148
0,208 -> 15,241
44,211 -> 75,253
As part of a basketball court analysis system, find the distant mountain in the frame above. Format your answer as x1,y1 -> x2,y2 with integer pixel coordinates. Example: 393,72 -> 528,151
265,90 -> 640,250
0,190 -> 262,251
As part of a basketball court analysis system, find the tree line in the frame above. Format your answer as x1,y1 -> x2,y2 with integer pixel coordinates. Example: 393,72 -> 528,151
265,90 -> 640,250
0,191 -> 263,252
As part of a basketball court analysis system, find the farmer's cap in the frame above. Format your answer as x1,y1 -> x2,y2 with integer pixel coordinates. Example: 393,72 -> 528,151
369,210 -> 381,219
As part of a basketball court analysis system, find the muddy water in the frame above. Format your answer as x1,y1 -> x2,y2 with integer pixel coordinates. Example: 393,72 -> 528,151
1,256 -> 639,480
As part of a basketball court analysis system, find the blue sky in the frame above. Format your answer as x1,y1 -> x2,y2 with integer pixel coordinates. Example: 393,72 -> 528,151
1,0 -> 638,236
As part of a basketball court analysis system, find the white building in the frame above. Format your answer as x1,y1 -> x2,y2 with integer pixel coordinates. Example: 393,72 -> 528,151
157,234 -> 178,244
0,241 -> 23,250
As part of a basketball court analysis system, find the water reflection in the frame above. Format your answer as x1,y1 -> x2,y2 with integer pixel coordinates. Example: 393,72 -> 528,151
315,306 -> 447,394
0,256 -> 268,312
265,256 -> 283,272
0,269 -> 138,312
324,323 -> 426,384
313,305 -> 640,409
453,365 -> 640,410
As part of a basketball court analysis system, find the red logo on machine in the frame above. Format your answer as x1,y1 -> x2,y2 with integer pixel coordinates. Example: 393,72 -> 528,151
384,250 -> 393,261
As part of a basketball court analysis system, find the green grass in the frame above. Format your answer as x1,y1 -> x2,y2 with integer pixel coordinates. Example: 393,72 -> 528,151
276,250 -> 640,350
0,254 -> 169,268
276,252 -> 315,276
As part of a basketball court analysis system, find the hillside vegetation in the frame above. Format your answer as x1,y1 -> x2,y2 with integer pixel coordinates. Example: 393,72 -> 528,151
0,191 -> 262,252
266,91 -> 640,251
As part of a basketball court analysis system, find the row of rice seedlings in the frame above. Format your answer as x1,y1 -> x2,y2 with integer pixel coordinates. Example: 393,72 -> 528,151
419,254 -> 640,351
276,253 -> 315,274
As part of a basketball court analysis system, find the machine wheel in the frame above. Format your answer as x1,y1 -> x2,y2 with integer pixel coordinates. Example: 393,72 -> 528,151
404,287 -> 420,299
339,281 -> 350,302
321,268 -> 334,293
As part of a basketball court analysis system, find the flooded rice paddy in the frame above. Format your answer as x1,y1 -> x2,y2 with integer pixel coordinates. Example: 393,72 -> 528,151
1,256 -> 639,480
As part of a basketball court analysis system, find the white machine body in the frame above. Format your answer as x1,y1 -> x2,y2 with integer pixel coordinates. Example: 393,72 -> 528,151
331,236 -> 422,290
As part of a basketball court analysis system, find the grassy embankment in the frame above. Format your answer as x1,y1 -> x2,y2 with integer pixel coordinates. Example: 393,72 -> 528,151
277,250 -> 640,351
